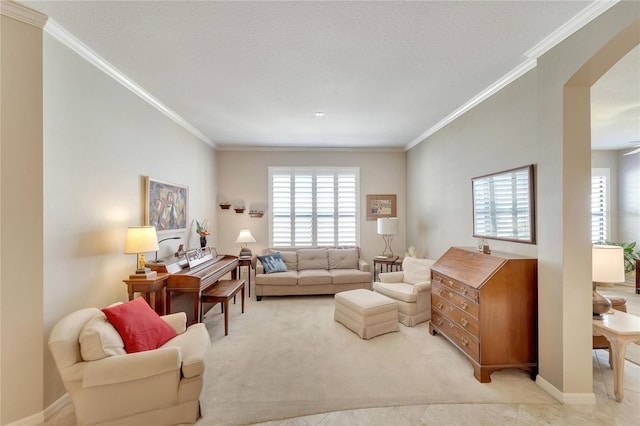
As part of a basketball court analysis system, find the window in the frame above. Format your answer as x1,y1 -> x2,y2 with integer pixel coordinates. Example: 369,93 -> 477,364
269,167 -> 359,248
591,168 -> 610,243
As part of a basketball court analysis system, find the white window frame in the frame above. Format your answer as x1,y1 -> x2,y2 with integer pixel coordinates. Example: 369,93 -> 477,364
591,168 -> 610,243
268,167 -> 360,248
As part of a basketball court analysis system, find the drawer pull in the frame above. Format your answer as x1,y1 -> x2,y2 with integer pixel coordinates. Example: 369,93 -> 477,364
448,291 -> 454,299
460,301 -> 468,310
461,317 -> 468,327
436,287 -> 443,295
447,306 -> 454,313
435,276 -> 442,283
461,287 -> 468,295
460,336 -> 469,346
448,280 -> 453,285
437,318 -> 443,326
448,321 -> 455,329
436,302 -> 443,310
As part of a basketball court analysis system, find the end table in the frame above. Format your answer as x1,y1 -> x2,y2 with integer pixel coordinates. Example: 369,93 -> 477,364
123,272 -> 169,315
238,256 -> 254,297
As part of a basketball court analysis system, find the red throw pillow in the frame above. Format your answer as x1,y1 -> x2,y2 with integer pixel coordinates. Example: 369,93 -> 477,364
102,297 -> 177,353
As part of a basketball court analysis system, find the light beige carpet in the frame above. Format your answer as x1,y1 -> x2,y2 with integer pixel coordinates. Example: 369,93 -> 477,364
198,294 -> 555,425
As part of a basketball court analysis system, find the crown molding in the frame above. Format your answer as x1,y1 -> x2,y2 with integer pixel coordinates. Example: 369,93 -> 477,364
404,0 -> 618,152
43,19 -> 216,148
216,144 -> 404,153
0,0 -> 47,28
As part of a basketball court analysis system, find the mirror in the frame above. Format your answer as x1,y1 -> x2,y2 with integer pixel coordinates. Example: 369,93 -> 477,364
472,164 -> 535,244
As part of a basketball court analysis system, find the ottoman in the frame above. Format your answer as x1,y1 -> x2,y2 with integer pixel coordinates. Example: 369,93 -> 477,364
334,289 -> 399,339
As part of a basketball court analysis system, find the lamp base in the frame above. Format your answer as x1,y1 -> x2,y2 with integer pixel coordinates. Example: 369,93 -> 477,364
239,248 -> 252,258
593,282 -> 612,320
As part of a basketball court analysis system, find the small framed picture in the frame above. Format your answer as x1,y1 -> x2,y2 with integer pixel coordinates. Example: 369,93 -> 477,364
366,194 -> 397,221
145,177 -> 188,232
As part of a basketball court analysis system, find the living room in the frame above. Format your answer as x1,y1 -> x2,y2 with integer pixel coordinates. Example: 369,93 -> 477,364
2,1 -> 640,425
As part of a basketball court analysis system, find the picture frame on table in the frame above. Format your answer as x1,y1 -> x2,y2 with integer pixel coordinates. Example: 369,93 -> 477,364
145,177 -> 188,232
366,194 -> 397,221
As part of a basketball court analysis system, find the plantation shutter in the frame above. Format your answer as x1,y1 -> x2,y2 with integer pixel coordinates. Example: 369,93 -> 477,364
591,169 -> 609,243
473,169 -> 531,240
269,167 -> 359,248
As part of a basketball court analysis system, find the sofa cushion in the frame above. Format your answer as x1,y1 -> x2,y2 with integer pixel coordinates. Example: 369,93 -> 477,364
297,269 -> 332,285
254,270 -> 298,286
257,253 -> 288,274
268,249 -> 298,270
328,248 -> 359,269
79,313 -> 126,361
402,257 -> 434,285
330,269 -> 372,284
297,248 -> 329,270
102,297 -> 177,353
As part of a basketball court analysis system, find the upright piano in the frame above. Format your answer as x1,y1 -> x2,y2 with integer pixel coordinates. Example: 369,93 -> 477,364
148,247 -> 238,323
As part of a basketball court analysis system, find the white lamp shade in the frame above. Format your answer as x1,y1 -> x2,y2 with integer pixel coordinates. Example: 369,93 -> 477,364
377,217 -> 399,235
235,229 -> 256,244
124,226 -> 159,253
592,244 -> 625,283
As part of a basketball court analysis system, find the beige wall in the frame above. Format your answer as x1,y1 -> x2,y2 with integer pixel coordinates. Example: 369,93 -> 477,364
618,151 -> 640,246
1,14 -> 44,425
406,2 -> 640,399
39,29 -> 218,410
216,149 -> 406,265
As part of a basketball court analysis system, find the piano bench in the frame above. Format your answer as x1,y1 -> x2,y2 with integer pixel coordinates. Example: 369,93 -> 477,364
201,279 -> 245,335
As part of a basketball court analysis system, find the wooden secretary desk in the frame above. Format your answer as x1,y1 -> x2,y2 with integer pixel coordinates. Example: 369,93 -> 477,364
429,247 -> 538,383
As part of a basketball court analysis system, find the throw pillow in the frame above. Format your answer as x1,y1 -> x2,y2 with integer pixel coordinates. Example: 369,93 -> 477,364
402,256 -> 435,285
79,313 -> 126,361
258,253 -> 288,274
102,297 -> 177,353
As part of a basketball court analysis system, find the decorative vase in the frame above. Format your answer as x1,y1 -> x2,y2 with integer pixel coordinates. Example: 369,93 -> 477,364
200,236 -> 207,248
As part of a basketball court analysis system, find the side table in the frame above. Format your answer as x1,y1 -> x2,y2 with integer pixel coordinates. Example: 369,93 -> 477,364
373,256 -> 400,281
592,310 -> 640,402
123,272 -> 169,316
238,256 -> 254,297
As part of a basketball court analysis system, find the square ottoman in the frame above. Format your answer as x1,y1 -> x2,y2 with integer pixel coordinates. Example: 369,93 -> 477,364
334,289 -> 399,339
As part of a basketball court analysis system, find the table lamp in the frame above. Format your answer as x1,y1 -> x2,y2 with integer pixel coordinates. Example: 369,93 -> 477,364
592,244 -> 625,319
235,229 -> 256,258
124,226 -> 159,277
377,217 -> 399,257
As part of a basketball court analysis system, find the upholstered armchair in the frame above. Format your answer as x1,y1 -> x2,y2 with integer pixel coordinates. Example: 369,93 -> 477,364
373,256 -> 435,327
48,302 -> 210,426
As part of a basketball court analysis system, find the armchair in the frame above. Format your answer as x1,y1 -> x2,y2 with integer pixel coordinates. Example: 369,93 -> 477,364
48,306 -> 210,426
373,256 -> 434,327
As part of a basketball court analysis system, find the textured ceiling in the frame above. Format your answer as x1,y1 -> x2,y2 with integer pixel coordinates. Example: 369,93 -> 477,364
19,1 -> 639,150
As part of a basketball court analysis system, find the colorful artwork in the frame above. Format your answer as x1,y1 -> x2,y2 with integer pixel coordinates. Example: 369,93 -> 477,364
145,177 -> 188,232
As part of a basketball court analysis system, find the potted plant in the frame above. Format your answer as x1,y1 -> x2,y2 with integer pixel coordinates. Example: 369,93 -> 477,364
196,219 -> 210,248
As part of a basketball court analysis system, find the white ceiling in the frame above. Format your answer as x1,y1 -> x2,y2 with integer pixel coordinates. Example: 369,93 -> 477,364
19,0 -> 640,151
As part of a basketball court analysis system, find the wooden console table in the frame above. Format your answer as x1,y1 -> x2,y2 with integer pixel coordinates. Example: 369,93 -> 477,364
593,310 -> 640,402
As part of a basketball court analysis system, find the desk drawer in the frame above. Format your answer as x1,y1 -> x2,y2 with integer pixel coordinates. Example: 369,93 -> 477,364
432,311 -> 480,362
432,272 -> 478,302
432,281 -> 479,318
432,294 -> 479,338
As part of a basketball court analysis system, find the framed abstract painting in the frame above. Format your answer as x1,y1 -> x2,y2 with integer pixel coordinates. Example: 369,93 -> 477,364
145,177 -> 188,232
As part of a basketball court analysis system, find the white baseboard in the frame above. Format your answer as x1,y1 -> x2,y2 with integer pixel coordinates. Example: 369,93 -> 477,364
536,375 -> 596,404
6,393 -> 71,426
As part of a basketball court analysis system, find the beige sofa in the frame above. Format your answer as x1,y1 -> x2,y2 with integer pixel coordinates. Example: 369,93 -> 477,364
48,307 -> 209,425
255,247 -> 372,300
